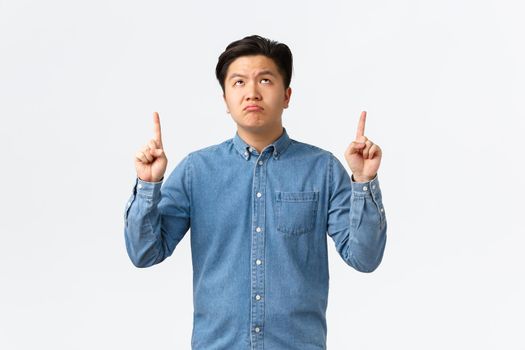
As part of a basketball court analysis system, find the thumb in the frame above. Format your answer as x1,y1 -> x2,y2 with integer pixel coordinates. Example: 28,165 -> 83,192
347,141 -> 365,156
152,149 -> 164,157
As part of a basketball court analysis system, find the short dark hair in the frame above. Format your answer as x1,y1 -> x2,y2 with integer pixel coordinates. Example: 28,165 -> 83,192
215,35 -> 293,93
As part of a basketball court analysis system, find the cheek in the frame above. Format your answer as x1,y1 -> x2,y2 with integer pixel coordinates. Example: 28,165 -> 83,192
226,92 -> 242,104
270,94 -> 286,107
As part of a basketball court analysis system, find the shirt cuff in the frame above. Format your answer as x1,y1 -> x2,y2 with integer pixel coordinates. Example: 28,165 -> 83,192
135,177 -> 163,199
351,173 -> 380,196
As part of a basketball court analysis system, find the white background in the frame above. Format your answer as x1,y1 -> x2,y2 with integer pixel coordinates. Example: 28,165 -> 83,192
1,0 -> 524,349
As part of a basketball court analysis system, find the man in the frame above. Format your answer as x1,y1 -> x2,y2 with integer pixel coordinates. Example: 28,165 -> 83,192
124,34 -> 387,349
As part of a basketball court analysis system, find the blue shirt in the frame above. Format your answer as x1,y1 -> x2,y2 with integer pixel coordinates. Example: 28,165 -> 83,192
123,127 -> 387,350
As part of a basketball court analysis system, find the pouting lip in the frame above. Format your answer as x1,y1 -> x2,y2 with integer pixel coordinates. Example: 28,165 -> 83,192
243,105 -> 264,111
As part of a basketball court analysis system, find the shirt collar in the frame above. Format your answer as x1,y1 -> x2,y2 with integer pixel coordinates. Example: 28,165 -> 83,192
233,127 -> 292,160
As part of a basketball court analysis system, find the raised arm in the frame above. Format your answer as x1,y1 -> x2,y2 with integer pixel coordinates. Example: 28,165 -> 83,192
327,111 -> 387,272
124,112 -> 191,268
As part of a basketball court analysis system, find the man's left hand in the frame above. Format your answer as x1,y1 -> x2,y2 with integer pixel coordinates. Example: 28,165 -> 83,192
344,111 -> 382,182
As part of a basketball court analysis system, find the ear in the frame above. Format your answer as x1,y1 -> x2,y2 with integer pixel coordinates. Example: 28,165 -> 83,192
283,87 -> 292,109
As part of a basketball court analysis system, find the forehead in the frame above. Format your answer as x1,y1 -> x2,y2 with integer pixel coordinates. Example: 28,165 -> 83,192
226,55 -> 280,77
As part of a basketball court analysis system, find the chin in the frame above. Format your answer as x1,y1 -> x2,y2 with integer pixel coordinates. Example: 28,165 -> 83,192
232,115 -> 280,133
238,116 -> 266,127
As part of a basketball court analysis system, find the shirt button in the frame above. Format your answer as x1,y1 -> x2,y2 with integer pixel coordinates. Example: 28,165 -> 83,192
372,185 -> 376,189
256,259 -> 262,265
244,151 -> 248,156
127,201 -> 131,207
363,186 -> 368,191
255,295 -> 261,301
256,227 -> 262,233
380,208 -> 384,212
256,192 -> 262,198
255,327 -> 260,333
258,160 -> 263,165
137,184 -> 143,189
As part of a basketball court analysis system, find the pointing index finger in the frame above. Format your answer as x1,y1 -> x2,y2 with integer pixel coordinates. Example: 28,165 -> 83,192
356,111 -> 367,141
153,112 -> 163,147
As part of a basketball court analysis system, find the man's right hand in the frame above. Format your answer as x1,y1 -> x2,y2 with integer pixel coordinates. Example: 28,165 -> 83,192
134,112 -> 167,182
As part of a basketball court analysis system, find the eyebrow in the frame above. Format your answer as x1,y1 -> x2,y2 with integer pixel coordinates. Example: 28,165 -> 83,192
227,70 -> 276,80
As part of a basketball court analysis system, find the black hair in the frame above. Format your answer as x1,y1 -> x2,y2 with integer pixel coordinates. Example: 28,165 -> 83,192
215,35 -> 293,92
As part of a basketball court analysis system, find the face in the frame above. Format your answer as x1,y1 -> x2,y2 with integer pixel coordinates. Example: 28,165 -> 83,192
223,55 -> 292,135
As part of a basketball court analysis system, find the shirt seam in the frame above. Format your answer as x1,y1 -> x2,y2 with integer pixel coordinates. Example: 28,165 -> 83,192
328,153 -> 334,200
187,152 -> 194,216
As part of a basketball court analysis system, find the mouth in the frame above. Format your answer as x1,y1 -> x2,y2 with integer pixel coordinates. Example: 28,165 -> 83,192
244,105 -> 263,111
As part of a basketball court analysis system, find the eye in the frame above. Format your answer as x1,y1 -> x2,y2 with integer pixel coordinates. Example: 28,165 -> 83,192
234,80 -> 244,86
261,78 -> 271,84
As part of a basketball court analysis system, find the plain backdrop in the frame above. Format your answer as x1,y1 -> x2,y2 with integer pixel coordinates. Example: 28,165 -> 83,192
1,0 -> 524,349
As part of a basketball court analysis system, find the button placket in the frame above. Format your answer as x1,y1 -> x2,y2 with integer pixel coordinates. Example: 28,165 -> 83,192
250,153 -> 268,347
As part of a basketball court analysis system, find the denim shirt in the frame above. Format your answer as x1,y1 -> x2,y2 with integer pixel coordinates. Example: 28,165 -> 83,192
123,127 -> 387,350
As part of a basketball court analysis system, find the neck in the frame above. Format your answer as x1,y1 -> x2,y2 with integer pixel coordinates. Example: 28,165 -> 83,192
237,125 -> 284,153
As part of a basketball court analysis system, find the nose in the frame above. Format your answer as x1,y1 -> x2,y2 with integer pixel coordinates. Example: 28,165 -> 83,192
245,81 -> 261,101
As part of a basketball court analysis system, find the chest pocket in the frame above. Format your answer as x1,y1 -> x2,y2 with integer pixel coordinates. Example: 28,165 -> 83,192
275,191 -> 319,236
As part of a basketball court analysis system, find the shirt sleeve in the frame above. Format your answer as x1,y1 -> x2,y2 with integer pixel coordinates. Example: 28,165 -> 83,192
123,154 -> 192,268
326,154 -> 387,272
